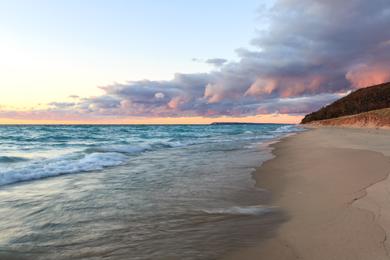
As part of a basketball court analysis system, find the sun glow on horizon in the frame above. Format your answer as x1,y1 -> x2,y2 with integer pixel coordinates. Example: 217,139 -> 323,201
0,114 -> 303,125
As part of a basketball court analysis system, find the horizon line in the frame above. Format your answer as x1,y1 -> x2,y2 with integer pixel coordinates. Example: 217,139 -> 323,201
0,122 -> 296,126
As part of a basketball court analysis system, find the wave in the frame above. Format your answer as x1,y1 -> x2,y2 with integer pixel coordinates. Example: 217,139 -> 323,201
0,125 -> 299,187
0,140 -> 195,186
150,140 -> 199,149
86,144 -> 150,154
85,141 -> 195,155
202,205 -> 277,216
274,125 -> 302,134
0,152 -> 128,186
0,156 -> 29,163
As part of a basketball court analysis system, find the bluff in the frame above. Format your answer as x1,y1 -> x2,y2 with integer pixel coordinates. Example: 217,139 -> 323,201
301,82 -> 390,125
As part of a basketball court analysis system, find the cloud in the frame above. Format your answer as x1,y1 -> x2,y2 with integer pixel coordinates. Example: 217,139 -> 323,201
2,0 -> 390,121
48,102 -> 76,109
192,58 -> 228,67
346,63 -> 390,88
205,58 -> 228,67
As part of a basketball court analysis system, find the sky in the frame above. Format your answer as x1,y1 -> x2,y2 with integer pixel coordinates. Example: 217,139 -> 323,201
0,0 -> 389,124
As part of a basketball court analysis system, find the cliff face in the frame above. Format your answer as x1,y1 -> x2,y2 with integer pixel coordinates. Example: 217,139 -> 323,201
302,82 -> 390,124
306,108 -> 390,129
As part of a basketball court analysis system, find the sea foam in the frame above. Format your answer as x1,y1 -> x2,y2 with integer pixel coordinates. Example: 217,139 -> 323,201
0,152 -> 128,186
203,205 -> 277,216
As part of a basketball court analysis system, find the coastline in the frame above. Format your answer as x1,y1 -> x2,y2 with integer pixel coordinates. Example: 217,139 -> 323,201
0,124 -> 297,260
224,127 -> 390,259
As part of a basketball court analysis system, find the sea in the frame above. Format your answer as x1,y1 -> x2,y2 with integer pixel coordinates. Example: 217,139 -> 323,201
0,124 -> 302,259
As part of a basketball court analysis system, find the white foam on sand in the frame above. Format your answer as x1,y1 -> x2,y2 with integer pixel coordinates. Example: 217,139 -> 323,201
203,205 -> 277,216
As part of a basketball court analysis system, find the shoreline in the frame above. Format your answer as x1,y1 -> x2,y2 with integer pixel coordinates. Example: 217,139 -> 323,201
0,124 -> 298,260
224,127 -> 390,259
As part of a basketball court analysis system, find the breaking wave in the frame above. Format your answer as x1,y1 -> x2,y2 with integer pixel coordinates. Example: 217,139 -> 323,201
0,152 -> 128,186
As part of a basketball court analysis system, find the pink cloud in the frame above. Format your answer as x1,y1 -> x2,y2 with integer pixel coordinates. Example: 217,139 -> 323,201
346,63 -> 390,89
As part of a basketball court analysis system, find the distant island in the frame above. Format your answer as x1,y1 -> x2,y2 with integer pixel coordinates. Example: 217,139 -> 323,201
210,122 -> 281,125
301,82 -> 390,128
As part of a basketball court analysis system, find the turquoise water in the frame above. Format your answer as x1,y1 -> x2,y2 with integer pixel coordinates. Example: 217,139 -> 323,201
0,124 -> 300,259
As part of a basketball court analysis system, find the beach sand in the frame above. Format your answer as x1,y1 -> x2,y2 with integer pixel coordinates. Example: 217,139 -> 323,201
223,127 -> 390,260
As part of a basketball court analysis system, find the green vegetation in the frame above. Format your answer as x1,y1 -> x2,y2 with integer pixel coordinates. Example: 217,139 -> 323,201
301,82 -> 390,123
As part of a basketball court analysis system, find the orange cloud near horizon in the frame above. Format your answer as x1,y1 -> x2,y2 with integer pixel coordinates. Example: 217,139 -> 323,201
0,114 -> 303,125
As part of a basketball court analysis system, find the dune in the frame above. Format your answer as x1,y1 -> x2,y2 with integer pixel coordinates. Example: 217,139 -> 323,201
305,108 -> 390,129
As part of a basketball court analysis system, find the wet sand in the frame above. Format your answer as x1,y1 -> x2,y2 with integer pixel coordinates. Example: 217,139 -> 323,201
224,127 -> 390,259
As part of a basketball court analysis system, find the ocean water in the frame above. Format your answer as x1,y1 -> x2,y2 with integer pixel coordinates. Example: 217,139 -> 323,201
0,124 -> 301,259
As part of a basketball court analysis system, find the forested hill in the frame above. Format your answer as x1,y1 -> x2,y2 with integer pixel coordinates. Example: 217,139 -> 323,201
301,82 -> 390,124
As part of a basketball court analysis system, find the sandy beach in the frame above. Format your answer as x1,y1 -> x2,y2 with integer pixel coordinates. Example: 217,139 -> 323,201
225,127 -> 390,260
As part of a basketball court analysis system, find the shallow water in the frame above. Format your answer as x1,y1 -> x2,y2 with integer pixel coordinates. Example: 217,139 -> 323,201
0,124 -> 300,259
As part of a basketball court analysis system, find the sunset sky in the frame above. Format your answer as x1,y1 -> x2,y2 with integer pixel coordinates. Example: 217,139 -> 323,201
1,0 -> 389,124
